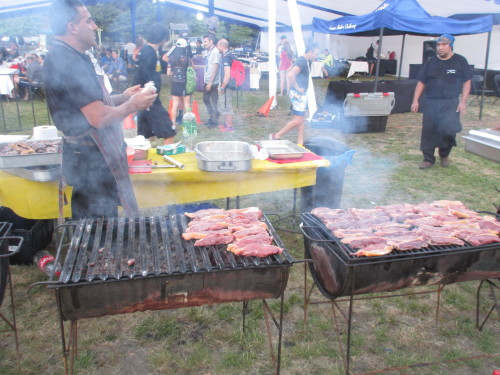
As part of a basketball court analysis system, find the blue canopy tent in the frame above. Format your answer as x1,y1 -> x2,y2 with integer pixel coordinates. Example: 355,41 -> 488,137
312,0 -> 493,100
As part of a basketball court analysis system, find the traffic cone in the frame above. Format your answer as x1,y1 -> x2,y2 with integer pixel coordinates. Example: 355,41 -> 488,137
192,100 -> 201,124
257,96 -> 274,117
123,113 -> 136,129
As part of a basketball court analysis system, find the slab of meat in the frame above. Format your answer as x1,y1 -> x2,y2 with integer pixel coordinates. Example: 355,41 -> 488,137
194,233 -> 235,247
182,228 -> 232,241
426,236 -> 465,247
462,234 -> 500,246
225,207 -> 262,218
341,236 -> 388,249
185,221 -> 228,232
477,219 -> 500,233
227,233 -> 273,253
389,238 -> 428,251
333,228 -> 373,238
228,243 -> 283,257
233,226 -> 269,239
185,208 -> 225,220
354,243 -> 393,257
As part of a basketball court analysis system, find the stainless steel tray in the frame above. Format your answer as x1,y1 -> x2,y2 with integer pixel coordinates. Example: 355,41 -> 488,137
0,152 -> 62,168
1,165 -> 61,182
195,141 -> 252,172
255,140 -> 308,160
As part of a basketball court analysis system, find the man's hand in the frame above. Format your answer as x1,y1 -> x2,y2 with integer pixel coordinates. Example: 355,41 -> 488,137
457,101 -> 467,115
129,88 -> 157,112
123,85 -> 142,100
205,83 -> 212,92
411,101 -> 419,113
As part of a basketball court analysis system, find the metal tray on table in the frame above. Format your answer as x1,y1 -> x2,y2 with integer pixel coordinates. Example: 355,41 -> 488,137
0,152 -> 62,169
1,165 -> 61,182
195,141 -> 252,172
255,140 -> 308,160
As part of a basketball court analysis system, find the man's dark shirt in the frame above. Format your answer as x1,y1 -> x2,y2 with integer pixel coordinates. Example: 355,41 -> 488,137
43,42 -> 102,136
293,56 -> 309,92
417,53 -> 472,99
133,44 -> 162,93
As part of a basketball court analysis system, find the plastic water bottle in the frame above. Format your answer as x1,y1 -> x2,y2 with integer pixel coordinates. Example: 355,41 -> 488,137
182,108 -> 197,150
33,250 -> 62,278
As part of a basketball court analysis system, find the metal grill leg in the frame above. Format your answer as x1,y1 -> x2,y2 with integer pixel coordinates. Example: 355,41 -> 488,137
262,295 -> 285,375
476,279 -> 500,330
0,266 -> 20,370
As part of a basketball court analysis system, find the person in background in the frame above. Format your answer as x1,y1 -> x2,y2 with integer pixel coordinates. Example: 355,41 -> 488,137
38,54 -> 45,66
124,39 -> 136,67
216,39 -> 235,133
44,0 -> 157,219
278,41 -> 293,96
132,36 -> 143,64
100,47 -> 112,73
411,34 -> 471,169
14,53 -> 43,100
195,39 -> 204,56
107,49 -> 127,92
269,44 -> 319,145
133,23 -> 176,145
202,34 -> 221,127
366,40 -> 379,75
321,48 -> 335,79
166,36 -> 193,125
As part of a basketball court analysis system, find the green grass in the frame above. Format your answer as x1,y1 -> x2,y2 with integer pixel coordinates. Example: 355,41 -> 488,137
1,74 -> 499,374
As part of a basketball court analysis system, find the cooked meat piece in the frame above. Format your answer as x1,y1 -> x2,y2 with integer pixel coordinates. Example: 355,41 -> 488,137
393,213 -> 424,222
389,238 -> 428,251
194,233 -> 235,247
187,218 -> 227,227
228,243 -> 283,257
354,243 -> 393,257
477,219 -> 500,233
182,228 -> 232,241
333,228 -> 373,238
184,208 -> 225,219
426,236 -> 465,246
227,233 -> 273,253
226,207 -> 263,219
405,217 -> 443,227
185,221 -> 228,232
462,234 -> 500,246
233,226 -> 269,239
431,200 -> 467,209
341,236 -> 388,249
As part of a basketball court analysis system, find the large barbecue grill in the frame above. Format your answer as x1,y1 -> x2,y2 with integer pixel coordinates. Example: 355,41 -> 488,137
300,213 -> 500,299
47,213 -> 293,374
300,212 -> 500,374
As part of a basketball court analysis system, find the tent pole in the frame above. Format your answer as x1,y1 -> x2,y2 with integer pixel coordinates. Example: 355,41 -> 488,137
374,28 -> 384,92
398,34 -> 406,79
479,30 -> 491,120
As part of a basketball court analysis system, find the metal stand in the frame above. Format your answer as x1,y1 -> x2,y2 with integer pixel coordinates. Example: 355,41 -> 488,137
304,271 -> 500,375
56,291 -> 285,375
476,279 -> 500,330
0,265 -> 20,370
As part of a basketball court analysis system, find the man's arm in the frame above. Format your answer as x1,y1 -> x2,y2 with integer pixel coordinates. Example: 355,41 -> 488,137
411,81 -> 425,113
220,65 -> 231,89
287,65 -> 302,93
206,63 -> 219,91
457,80 -> 471,115
81,89 -> 157,129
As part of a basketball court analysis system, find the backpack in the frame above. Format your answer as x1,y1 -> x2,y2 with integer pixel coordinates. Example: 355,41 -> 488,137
185,66 -> 196,95
227,56 -> 245,89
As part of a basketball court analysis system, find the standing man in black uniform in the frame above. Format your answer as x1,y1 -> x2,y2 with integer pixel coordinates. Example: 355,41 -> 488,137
44,0 -> 157,219
411,34 -> 471,169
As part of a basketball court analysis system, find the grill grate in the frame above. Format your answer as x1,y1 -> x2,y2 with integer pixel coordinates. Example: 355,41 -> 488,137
300,213 -> 500,264
59,214 -> 293,284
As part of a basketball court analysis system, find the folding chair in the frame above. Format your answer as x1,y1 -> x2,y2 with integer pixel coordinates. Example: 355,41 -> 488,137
469,75 -> 494,105
493,74 -> 500,105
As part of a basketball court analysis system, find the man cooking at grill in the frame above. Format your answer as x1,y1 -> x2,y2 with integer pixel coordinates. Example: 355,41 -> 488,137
44,0 -> 157,219
411,34 -> 471,169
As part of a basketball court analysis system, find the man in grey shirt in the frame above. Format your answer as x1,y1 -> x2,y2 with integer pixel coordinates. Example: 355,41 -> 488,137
202,34 -> 221,127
